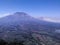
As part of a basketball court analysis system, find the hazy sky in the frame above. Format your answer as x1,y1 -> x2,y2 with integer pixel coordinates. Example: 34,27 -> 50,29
0,0 -> 60,18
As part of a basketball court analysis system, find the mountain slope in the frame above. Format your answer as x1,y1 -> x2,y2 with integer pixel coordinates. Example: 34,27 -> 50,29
0,12 -> 60,45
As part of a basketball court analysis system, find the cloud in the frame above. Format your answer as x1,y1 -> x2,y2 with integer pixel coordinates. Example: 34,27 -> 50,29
38,17 -> 60,23
0,13 -> 10,18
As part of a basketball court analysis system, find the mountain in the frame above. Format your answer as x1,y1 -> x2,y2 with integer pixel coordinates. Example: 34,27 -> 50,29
0,12 -> 60,45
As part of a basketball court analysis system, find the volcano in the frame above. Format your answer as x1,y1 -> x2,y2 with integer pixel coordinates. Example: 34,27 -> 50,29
0,12 -> 60,45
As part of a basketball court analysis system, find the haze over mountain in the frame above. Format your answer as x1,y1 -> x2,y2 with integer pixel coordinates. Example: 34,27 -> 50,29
0,13 -> 60,23
0,12 -> 60,45
38,17 -> 60,23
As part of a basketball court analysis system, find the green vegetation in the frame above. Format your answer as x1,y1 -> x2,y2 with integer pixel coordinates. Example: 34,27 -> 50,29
0,32 -> 60,45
